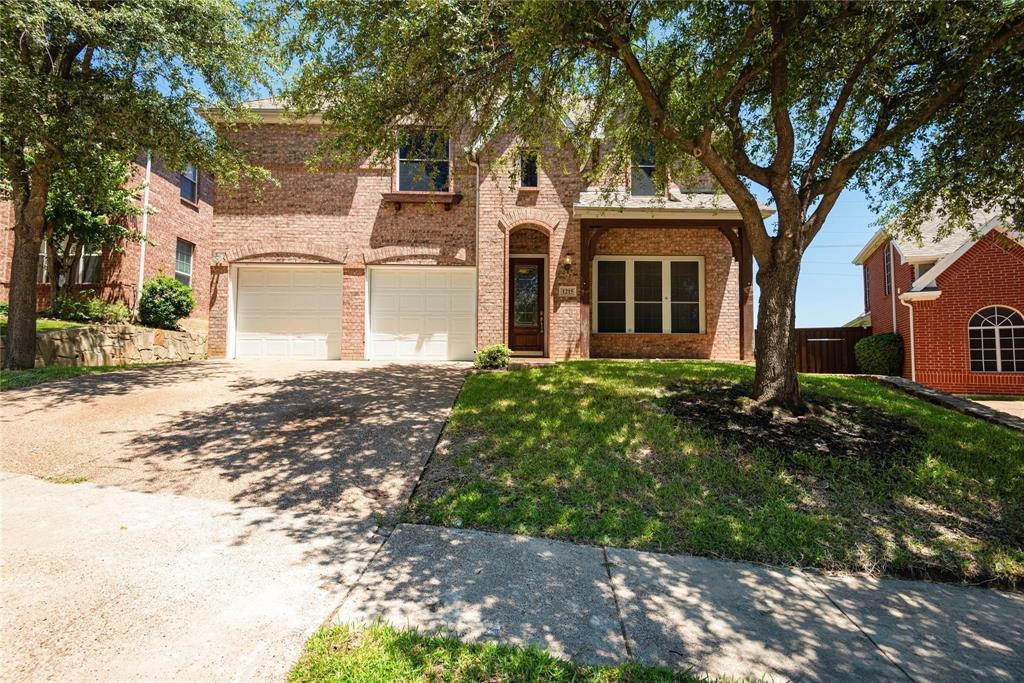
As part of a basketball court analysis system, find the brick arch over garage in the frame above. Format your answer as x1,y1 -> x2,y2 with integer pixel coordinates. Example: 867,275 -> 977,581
223,240 -> 347,264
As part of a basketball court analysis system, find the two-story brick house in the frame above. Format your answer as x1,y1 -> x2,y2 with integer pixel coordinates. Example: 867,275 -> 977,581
853,210 -> 1024,395
206,98 -> 761,362
3,97 -> 764,362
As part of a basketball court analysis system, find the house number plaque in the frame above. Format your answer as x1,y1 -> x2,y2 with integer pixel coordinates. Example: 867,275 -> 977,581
558,286 -> 578,298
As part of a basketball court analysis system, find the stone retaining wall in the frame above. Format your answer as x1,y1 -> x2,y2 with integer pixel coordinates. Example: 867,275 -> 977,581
1,324 -> 207,368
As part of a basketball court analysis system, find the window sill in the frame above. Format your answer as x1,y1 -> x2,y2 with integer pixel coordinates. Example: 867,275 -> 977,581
592,331 -> 707,337
382,191 -> 463,211
180,197 -> 200,210
518,186 -> 540,193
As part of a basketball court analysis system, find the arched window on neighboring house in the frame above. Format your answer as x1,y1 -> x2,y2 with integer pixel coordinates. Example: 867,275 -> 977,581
968,306 -> 1024,372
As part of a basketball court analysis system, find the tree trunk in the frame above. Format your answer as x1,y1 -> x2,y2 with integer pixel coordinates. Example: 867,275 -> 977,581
752,256 -> 803,412
6,195 -> 46,369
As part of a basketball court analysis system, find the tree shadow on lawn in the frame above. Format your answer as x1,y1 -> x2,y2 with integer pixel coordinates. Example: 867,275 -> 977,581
411,361 -> 1024,589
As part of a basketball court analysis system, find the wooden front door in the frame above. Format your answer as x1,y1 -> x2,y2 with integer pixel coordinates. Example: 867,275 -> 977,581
509,258 -> 545,352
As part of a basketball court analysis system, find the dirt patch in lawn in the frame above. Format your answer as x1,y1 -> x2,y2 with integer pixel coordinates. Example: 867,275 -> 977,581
666,379 -> 922,467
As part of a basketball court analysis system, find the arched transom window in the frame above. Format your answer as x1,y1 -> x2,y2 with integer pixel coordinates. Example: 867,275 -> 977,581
969,306 -> 1024,372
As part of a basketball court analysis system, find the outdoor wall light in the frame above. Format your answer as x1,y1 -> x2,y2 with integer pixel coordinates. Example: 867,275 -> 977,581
562,254 -> 574,271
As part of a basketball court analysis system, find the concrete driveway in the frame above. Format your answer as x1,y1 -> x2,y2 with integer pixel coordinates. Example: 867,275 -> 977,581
0,361 -> 467,681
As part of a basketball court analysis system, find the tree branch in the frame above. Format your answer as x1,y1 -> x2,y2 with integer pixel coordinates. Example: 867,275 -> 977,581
798,25 -> 898,203
822,14 -> 1024,199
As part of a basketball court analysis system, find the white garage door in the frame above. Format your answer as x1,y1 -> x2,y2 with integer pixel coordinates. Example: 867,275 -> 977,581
368,267 -> 476,361
234,266 -> 343,359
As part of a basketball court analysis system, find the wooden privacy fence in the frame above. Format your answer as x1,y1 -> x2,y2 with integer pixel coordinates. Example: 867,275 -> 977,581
791,326 -> 871,374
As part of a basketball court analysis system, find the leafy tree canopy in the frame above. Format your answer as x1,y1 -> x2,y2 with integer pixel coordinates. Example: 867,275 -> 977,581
43,147 -> 144,296
0,0 -> 276,192
1,0 -> 277,368
280,0 -> 1023,254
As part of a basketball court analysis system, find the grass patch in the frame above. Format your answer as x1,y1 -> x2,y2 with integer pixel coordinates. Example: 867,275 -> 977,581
0,314 -> 82,336
1,364 -> 147,391
410,361 -> 1024,588
45,474 -> 89,484
290,623 -> 714,682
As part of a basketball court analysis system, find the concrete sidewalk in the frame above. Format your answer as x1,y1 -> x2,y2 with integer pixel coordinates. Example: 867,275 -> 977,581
336,524 -> 1024,682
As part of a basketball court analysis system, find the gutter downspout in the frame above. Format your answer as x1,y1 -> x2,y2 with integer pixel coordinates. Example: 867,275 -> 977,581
465,150 -> 481,352
135,149 -> 153,312
899,296 -> 916,382
889,242 -> 897,334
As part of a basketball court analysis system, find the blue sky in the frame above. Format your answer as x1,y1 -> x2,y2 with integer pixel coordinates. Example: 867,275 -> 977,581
776,190 -> 875,328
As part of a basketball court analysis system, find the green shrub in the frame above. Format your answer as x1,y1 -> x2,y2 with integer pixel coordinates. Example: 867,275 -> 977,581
138,275 -> 195,329
50,295 -> 130,324
0,302 -> 8,316
474,343 -> 513,369
854,333 -> 904,375
102,302 -> 131,323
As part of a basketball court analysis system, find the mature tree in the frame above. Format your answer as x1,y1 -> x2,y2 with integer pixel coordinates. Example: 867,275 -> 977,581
0,0 -> 273,369
43,148 -> 144,303
280,0 -> 1024,410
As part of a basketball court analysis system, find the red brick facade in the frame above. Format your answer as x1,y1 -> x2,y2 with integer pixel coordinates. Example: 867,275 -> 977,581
0,156 -> 213,331
862,231 -> 1024,395
4,122 -> 749,362
209,123 -> 747,361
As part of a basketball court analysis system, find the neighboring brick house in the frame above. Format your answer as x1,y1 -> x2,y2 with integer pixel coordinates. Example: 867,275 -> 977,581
207,98 -> 760,362
853,211 -> 1024,395
0,155 -> 213,330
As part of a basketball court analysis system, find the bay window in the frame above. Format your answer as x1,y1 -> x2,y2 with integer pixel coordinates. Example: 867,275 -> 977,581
593,256 -> 704,334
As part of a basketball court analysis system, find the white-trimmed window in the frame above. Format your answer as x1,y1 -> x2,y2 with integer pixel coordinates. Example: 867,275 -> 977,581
37,242 -> 49,284
520,150 -> 538,188
397,131 -> 450,191
180,164 -> 199,203
913,260 -> 937,281
969,306 -> 1024,372
593,256 -> 704,334
175,238 -> 194,286
37,242 -> 100,284
631,143 -> 657,196
78,250 -> 101,284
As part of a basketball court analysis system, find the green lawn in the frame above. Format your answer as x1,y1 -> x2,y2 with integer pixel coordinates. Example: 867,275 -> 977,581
0,314 -> 82,336
410,361 -> 1024,588
1,364 -> 147,391
290,623 -> 707,682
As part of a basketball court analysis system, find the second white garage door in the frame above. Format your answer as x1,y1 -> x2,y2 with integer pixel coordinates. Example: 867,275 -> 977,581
367,267 -> 476,361
234,266 -> 343,359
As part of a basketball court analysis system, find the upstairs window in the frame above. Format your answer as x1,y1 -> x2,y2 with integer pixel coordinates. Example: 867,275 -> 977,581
180,164 -> 199,204
969,306 -> 1024,372
882,246 -> 892,295
175,238 -> 194,286
631,143 -> 657,196
398,131 -> 450,192
520,151 -> 538,188
913,260 -> 937,281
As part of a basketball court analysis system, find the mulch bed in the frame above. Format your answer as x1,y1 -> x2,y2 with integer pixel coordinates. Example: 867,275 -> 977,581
665,379 -> 922,466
